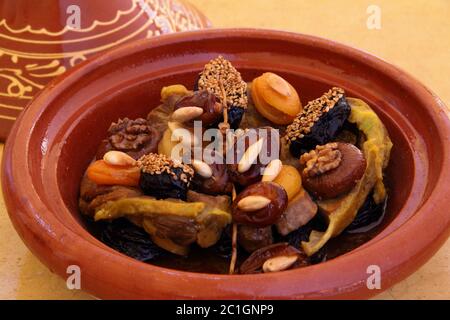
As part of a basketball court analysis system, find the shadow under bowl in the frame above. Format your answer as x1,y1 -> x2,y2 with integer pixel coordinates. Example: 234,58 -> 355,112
2,29 -> 450,299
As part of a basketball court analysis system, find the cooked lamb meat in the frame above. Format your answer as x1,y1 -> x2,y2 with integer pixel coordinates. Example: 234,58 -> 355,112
151,215 -> 198,246
276,189 -> 318,236
79,174 -> 114,202
237,224 -> 273,253
187,190 -> 231,212
79,175 -> 142,216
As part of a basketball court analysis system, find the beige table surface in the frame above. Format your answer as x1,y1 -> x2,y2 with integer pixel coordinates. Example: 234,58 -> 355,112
0,0 -> 449,300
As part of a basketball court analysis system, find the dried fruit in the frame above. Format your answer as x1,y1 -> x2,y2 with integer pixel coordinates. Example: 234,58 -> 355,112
285,87 -> 351,157
197,56 -> 248,129
227,128 -> 280,187
190,151 -> 233,195
174,90 -> 223,127
160,84 -> 190,102
251,73 -> 302,124
237,195 -> 271,211
239,243 -> 308,274
272,165 -> 302,201
300,142 -> 366,199
302,99 -> 392,256
262,255 -> 299,273
137,153 -> 194,200
87,160 -> 140,187
232,182 -> 288,227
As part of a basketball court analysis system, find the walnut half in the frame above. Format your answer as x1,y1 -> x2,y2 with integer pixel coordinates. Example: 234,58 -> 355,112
300,142 -> 342,178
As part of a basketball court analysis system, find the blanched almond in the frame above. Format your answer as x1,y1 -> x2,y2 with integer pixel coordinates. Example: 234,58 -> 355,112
266,72 -> 291,97
192,159 -> 213,178
262,159 -> 283,182
262,255 -> 298,273
171,106 -> 203,123
238,138 -> 264,173
237,195 -> 271,211
103,151 -> 136,167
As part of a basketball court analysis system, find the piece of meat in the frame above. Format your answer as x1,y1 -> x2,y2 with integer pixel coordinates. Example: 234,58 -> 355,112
237,224 -> 273,253
87,187 -> 143,215
276,189 -> 318,236
79,174 -> 114,202
187,190 -> 231,212
79,175 -> 142,216
187,190 -> 232,248
151,215 -> 198,246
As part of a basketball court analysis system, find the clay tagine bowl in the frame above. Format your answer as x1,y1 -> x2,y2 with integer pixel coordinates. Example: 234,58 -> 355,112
2,29 -> 450,299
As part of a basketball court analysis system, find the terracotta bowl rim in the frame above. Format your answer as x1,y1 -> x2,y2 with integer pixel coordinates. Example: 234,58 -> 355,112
2,28 -> 450,299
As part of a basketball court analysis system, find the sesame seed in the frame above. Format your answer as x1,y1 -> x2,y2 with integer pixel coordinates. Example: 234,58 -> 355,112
137,153 -> 194,184
198,56 -> 248,109
285,87 -> 345,143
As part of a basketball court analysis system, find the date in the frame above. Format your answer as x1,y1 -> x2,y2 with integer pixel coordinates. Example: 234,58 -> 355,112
232,182 -> 288,227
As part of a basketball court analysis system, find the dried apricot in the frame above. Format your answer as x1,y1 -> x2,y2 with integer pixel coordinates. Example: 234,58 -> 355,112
251,73 -> 302,124
87,160 -> 140,187
272,165 -> 302,201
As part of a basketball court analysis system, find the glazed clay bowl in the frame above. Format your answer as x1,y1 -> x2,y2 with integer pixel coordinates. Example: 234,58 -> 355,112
2,29 -> 450,299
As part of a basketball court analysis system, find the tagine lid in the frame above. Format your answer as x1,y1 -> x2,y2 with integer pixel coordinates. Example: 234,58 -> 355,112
0,0 -> 211,141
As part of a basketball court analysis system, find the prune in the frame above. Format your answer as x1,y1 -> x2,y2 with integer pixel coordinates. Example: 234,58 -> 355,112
101,218 -> 164,261
300,142 -> 366,199
137,153 -> 194,201
196,56 -> 248,129
232,182 -> 288,227
346,194 -> 388,233
227,106 -> 246,129
285,88 -> 351,158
